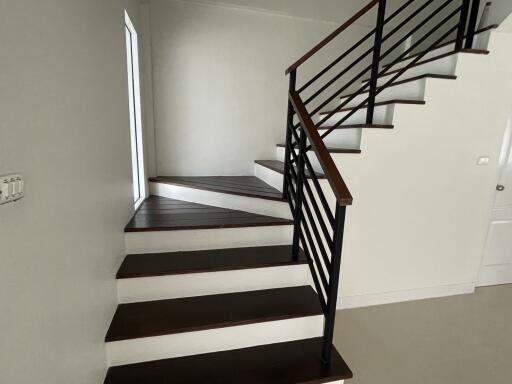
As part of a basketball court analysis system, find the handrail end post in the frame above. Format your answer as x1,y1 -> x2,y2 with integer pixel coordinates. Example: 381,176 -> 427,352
456,0 -> 471,50
282,71 -> 297,200
366,0 -> 386,125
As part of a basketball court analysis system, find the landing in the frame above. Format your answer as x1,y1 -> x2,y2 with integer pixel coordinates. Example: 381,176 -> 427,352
150,176 -> 285,201
124,196 -> 292,232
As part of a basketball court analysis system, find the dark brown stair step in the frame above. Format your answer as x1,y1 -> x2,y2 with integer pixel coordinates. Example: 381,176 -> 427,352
105,286 -> 322,342
117,245 -> 307,279
255,160 -> 326,179
149,176 -> 286,202
104,337 -> 353,384
277,143 -> 361,154
124,196 -> 292,232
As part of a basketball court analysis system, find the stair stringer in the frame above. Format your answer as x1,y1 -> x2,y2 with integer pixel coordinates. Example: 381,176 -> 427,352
322,30 -> 512,309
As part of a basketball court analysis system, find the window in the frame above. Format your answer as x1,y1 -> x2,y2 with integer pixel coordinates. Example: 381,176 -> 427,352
125,10 -> 146,209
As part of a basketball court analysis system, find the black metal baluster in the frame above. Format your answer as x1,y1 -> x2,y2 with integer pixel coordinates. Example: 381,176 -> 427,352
456,0 -> 471,50
322,204 -> 347,363
465,0 -> 481,48
282,70 -> 297,199
366,0 -> 387,124
291,127 -> 307,261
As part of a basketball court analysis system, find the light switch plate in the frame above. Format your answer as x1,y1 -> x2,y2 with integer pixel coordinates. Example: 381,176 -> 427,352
0,174 -> 24,205
477,157 -> 490,166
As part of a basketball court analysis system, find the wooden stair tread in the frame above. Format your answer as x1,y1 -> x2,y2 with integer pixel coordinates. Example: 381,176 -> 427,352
339,73 -> 457,100
277,143 -> 361,154
117,245 -> 307,279
124,196 -> 292,232
149,176 -> 285,202
105,286 -> 322,342
320,99 -> 425,115
104,337 -> 353,383
255,160 -> 326,179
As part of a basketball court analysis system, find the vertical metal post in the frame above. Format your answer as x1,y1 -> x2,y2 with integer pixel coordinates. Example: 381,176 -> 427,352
366,0 -> 386,125
291,126 -> 307,261
322,204 -> 347,363
455,0 -> 471,50
465,0 -> 481,49
282,70 -> 297,200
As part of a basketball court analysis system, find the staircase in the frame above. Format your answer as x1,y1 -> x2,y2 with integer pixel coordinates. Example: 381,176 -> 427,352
104,0 -> 496,382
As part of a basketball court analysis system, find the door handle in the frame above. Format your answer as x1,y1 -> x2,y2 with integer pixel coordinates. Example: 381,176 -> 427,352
497,185 -> 505,192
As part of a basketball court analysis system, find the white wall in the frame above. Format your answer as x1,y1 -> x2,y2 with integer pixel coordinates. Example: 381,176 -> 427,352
488,0 -> 512,26
0,0 -> 135,382
148,0 -> 376,176
335,32 -> 512,307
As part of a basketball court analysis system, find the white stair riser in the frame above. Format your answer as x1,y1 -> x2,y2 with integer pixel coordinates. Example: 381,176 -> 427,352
106,315 -> 324,366
340,78 -> 426,107
150,182 -> 291,219
125,225 -> 293,254
118,264 -> 312,303
254,163 -> 284,192
374,54 -> 458,86
317,104 -> 395,127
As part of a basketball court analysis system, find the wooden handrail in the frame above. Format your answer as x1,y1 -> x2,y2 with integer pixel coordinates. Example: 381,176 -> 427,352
285,0 -> 380,75
288,91 -> 353,206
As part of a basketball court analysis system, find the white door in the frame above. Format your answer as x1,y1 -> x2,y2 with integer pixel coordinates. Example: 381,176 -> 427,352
125,10 -> 146,209
477,115 -> 512,286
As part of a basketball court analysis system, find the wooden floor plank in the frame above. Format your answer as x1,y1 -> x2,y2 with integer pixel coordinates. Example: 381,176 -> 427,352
150,176 -> 286,201
124,196 -> 292,232
117,245 -> 307,278
105,286 -> 322,342
104,337 -> 353,384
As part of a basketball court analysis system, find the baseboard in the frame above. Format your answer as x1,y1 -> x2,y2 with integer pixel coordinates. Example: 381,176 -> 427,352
477,264 -> 512,287
337,282 -> 475,310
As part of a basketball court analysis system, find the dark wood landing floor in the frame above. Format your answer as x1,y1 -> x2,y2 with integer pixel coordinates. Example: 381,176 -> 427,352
149,176 -> 286,201
104,337 -> 353,384
255,160 -> 326,179
117,245 -> 307,279
105,286 -> 322,342
124,196 -> 292,232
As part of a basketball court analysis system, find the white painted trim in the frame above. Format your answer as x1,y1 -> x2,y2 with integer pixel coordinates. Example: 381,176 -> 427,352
477,264 -> 512,287
149,181 -> 291,219
337,283 -> 475,309
106,315 -> 324,366
125,225 -> 293,254
254,163 -> 284,192
118,264 -> 312,303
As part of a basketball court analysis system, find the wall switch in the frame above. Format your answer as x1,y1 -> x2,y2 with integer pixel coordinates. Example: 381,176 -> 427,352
0,174 -> 24,205
477,157 -> 490,166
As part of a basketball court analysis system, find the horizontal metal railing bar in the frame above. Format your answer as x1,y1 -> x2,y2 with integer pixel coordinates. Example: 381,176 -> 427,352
286,0 -> 380,75
314,9 -> 461,138
289,92 -> 353,206
382,23 -> 498,68
299,232 -> 327,310
320,22 -> 458,141
297,0 -> 418,93
300,212 -> 330,293
303,46 -> 374,106
288,124 -> 336,227
302,175 -> 335,250
380,0 -> 458,62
